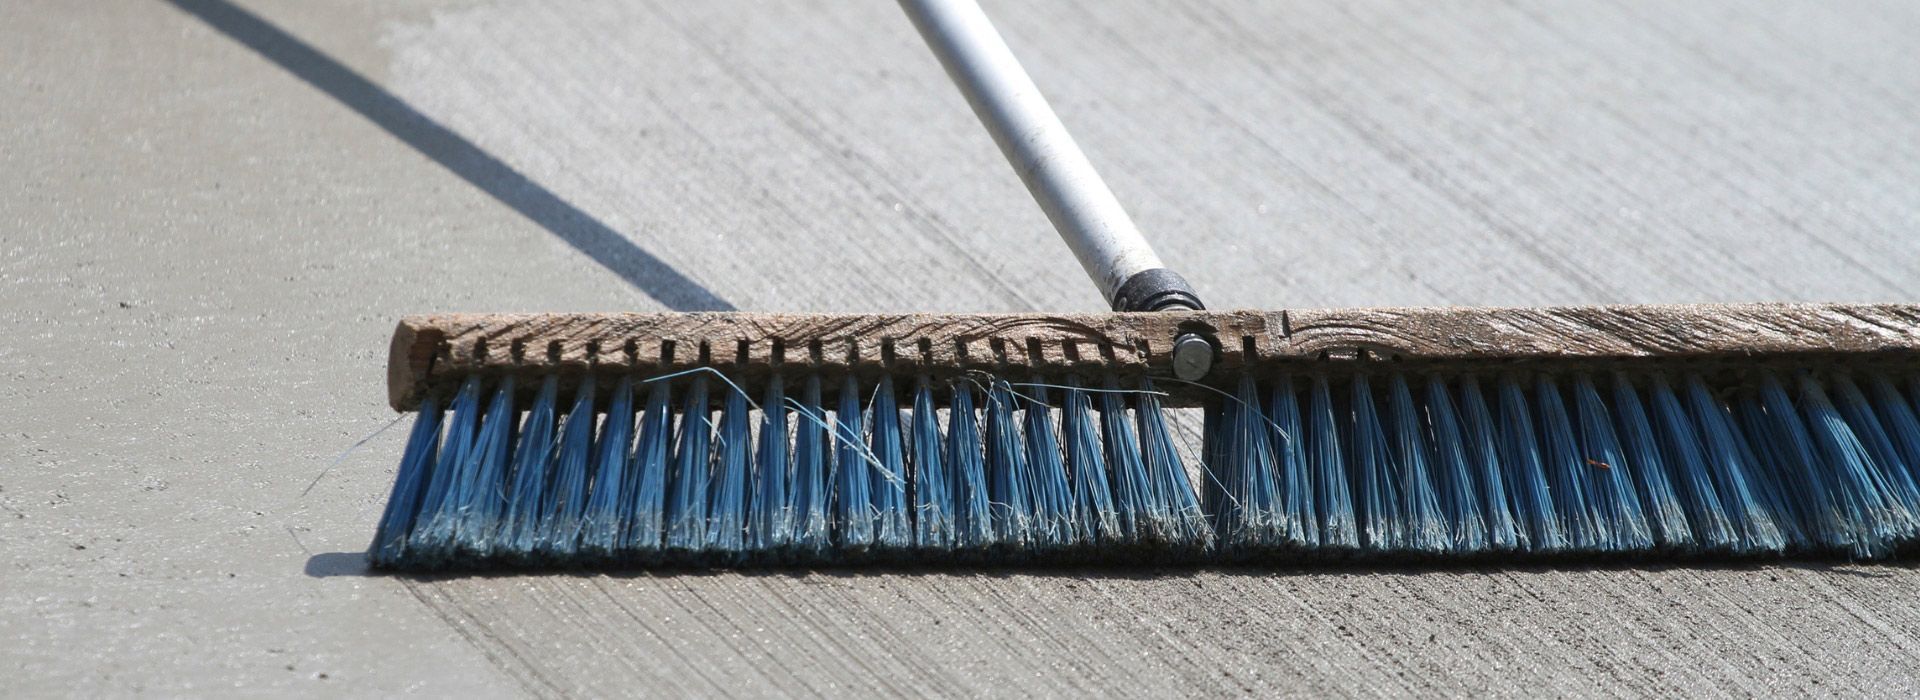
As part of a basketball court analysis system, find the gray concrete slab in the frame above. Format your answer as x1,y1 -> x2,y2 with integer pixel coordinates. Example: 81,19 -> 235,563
6,0 -> 1920,696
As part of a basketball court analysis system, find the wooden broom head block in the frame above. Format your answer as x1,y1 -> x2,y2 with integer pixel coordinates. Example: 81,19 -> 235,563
385,303 -> 1920,411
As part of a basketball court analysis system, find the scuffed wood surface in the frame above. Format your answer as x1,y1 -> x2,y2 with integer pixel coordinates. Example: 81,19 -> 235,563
1281,303 -> 1920,360
388,303 -> 1920,409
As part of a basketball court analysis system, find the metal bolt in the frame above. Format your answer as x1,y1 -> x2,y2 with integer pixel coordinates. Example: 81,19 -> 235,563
1171,333 -> 1214,381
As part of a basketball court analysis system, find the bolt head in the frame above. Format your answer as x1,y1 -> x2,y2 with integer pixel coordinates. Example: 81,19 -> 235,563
1171,334 -> 1214,381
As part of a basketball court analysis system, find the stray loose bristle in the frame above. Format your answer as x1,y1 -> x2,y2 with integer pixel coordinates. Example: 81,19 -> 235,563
372,364 -> 1920,569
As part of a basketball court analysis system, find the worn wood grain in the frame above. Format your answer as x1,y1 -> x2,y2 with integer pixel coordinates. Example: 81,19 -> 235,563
388,302 -> 1920,409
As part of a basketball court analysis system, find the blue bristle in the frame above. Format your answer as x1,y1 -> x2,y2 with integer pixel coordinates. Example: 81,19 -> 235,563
910,379 -> 955,549
1455,376 -> 1523,550
1022,385 -> 1076,549
1648,374 -> 1737,551
868,376 -> 913,550
704,385 -> 752,559
1866,374 -> 1920,501
1307,376 -> 1359,549
1682,375 -> 1785,554
1268,376 -> 1320,548
369,393 -> 443,567
1733,391 -> 1813,550
1830,374 -> 1920,528
408,377 -> 512,562
458,379 -> 519,558
1754,372 -> 1858,552
832,377 -> 876,551
578,377 -> 635,559
498,377 -> 559,559
408,378 -> 484,562
1137,379 -> 1211,549
1350,375 -> 1405,551
536,377 -> 597,559
1063,380 -> 1121,545
664,376 -> 711,554
789,376 -> 832,556
1200,400 -> 1226,540
1533,375 -> 1604,551
373,364 -> 1920,570
1387,375 -> 1451,554
1743,395 -> 1818,549
625,381 -> 672,556
1494,375 -> 1564,552
985,380 -> 1035,548
746,377 -> 790,555
1609,373 -> 1694,549
1210,375 -> 1285,552
1099,384 -> 1154,544
1569,374 -> 1655,551
1794,373 -> 1903,556
1422,376 -> 1488,552
947,383 -> 995,549
1199,383 -> 1239,547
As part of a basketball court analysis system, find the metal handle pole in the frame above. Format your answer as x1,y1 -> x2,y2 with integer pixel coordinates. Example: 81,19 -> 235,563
896,0 -> 1204,315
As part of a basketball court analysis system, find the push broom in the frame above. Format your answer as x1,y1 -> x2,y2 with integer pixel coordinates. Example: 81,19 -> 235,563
369,0 -> 1920,569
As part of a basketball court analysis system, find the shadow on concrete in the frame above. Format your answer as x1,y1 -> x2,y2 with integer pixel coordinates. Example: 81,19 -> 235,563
166,0 -> 735,312
305,550 -> 1915,580
305,551 -> 374,578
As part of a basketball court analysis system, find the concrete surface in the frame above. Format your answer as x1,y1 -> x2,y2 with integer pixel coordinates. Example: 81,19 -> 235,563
6,0 -> 1920,696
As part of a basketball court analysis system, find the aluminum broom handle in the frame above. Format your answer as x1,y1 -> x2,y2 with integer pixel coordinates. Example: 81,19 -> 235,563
896,0 -> 1215,378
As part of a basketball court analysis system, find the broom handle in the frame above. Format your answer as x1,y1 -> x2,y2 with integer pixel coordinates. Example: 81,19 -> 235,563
897,0 -> 1205,315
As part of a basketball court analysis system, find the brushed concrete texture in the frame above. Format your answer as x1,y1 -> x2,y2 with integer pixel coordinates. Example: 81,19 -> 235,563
6,0 -> 1920,696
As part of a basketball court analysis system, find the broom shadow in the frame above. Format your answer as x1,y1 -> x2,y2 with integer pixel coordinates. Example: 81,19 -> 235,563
302,551 -> 1911,580
165,0 -> 735,313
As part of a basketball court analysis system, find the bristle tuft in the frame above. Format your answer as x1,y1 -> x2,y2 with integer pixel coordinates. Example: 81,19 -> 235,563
371,366 -> 1920,569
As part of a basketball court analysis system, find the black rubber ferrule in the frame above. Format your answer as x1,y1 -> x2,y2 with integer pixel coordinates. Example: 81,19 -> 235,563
1111,268 -> 1205,312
